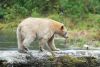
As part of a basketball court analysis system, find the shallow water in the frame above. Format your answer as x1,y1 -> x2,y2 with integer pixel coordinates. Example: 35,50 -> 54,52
0,30 -> 100,51
0,30 -> 100,67
0,30 -> 67,50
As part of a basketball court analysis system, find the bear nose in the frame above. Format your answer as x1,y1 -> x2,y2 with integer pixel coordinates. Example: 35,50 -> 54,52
64,32 -> 68,38
64,32 -> 67,35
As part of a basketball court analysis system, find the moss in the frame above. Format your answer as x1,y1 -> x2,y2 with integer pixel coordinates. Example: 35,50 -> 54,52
0,23 -> 5,30
48,55 -> 98,67
48,56 -> 55,61
0,55 -> 99,67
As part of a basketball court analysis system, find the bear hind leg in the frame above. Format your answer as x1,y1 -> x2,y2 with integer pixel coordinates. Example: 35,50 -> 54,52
19,35 -> 35,53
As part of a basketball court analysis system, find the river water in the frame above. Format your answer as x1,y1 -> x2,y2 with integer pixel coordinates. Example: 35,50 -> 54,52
0,30 -> 100,67
0,29 -> 100,51
0,30 -> 67,50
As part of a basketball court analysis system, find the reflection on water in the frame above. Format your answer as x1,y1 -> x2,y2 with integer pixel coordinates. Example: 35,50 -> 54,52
0,30 -> 66,50
0,30 -> 17,50
1,30 -> 99,51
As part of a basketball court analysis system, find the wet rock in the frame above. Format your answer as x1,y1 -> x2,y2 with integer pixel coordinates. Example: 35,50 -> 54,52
0,50 -> 100,67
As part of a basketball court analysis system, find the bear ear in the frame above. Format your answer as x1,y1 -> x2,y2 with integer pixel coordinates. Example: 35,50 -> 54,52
60,25 -> 64,30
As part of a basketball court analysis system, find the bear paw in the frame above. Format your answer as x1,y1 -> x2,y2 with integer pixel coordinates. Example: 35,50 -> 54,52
52,48 -> 60,51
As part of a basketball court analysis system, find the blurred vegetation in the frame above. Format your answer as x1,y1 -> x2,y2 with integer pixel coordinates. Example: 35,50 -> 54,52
0,0 -> 100,47
0,0 -> 100,22
0,0 -> 100,29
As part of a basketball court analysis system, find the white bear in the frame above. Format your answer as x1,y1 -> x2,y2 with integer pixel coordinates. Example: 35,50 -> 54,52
17,17 -> 68,53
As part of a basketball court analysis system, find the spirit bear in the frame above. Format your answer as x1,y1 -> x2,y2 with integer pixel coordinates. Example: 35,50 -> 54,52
17,17 -> 67,53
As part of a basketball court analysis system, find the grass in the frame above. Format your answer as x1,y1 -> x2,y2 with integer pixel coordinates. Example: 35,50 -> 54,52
65,14 -> 100,48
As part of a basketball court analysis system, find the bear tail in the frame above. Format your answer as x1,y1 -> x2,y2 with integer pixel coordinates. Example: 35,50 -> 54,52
16,26 -> 23,50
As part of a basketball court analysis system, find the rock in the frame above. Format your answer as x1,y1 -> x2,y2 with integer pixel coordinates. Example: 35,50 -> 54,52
0,50 -> 100,67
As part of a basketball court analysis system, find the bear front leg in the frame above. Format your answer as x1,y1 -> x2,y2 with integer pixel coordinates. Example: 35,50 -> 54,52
48,35 -> 60,51
39,39 -> 47,52
18,45 -> 29,53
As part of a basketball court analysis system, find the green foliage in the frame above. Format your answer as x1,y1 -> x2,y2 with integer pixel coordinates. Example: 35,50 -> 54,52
4,7 -> 16,22
0,7 -> 4,19
0,23 -> 5,30
88,0 -> 100,14
59,0 -> 86,19
31,9 -> 41,17
0,0 -> 100,22
48,13 -> 63,22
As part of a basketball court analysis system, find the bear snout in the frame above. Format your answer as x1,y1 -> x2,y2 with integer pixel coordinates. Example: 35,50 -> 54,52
64,32 -> 68,38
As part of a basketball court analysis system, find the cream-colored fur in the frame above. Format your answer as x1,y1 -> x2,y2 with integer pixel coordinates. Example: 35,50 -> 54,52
17,17 -> 67,53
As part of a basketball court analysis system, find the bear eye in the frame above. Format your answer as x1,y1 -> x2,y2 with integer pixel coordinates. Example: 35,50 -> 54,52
61,25 -> 64,30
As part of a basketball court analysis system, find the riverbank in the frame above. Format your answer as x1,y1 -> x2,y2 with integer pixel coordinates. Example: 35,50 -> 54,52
0,50 -> 100,67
